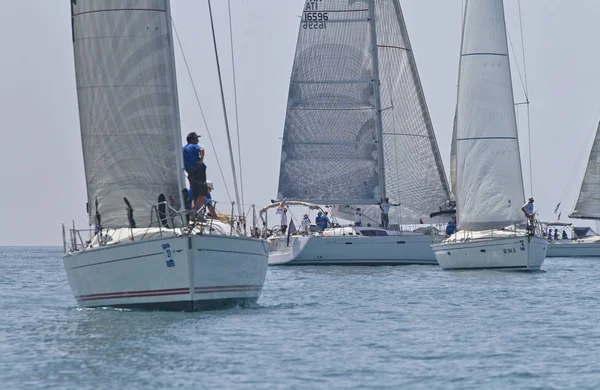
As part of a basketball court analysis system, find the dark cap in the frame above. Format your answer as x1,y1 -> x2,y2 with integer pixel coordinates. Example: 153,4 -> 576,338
186,132 -> 201,142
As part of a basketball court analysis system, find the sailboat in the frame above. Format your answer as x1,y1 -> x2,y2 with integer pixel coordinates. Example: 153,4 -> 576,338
263,0 -> 451,265
62,0 -> 268,310
546,121 -> 600,257
432,0 -> 547,270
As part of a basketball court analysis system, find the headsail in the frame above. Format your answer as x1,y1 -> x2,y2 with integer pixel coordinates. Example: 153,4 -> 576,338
278,0 -> 450,224
455,0 -> 526,230
374,0 -> 450,223
71,0 -> 184,228
570,121 -> 600,219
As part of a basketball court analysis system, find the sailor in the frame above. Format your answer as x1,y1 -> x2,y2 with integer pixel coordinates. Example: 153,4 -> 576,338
315,211 -> 328,231
446,216 -> 456,236
521,197 -> 535,233
182,132 -> 208,216
280,207 -> 288,235
562,230 -> 568,240
301,214 -> 311,235
205,180 -> 216,218
354,208 -> 362,227
554,228 -> 559,241
379,197 -> 400,228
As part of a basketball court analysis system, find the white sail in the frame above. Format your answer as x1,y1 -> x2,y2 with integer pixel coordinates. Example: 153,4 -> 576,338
570,121 -> 600,219
455,0 -> 526,231
278,0 -> 449,223
71,0 -> 184,228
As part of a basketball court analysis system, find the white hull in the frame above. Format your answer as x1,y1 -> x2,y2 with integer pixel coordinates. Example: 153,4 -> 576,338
268,233 -> 436,266
63,234 -> 268,311
433,234 -> 547,270
547,240 -> 600,258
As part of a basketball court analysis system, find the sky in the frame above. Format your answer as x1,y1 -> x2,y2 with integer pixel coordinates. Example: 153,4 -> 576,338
1,0 -> 599,246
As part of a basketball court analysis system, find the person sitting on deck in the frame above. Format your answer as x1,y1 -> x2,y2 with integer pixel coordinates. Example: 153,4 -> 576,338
204,180 -> 216,218
315,211 -> 328,231
562,230 -> 568,240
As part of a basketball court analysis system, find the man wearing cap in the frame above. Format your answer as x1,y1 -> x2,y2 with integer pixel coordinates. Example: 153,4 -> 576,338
183,132 -> 207,216
522,197 -> 535,233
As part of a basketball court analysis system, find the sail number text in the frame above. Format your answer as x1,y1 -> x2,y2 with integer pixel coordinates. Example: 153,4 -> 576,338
303,12 -> 329,29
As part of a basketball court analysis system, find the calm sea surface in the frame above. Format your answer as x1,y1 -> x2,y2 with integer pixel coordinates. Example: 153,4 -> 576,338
1,247 -> 600,389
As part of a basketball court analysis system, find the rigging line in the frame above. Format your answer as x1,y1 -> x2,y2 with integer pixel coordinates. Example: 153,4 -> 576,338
207,0 -> 243,218
171,19 -> 232,201
517,0 -> 529,96
507,33 -> 527,101
227,0 -> 245,211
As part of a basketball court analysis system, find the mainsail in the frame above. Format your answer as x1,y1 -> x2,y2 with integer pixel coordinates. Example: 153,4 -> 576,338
570,121 -> 600,219
455,0 -> 526,230
71,0 -> 184,228
278,0 -> 449,224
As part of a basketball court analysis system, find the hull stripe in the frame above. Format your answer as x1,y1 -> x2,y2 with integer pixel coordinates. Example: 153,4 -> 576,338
76,285 -> 262,301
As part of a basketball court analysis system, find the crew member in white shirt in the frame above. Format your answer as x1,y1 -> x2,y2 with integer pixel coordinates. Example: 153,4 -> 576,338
521,197 -> 535,233
379,197 -> 400,228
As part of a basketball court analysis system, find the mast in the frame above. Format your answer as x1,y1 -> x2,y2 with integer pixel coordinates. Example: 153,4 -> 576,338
207,0 -> 243,217
368,0 -> 386,200
165,0 -> 186,210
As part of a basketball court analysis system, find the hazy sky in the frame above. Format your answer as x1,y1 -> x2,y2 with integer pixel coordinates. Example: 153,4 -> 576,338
1,0 -> 599,246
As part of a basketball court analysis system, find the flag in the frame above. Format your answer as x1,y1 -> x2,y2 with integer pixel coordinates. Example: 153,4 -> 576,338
419,218 -> 424,224
287,219 -> 297,246
557,212 -> 561,221
554,202 -> 561,214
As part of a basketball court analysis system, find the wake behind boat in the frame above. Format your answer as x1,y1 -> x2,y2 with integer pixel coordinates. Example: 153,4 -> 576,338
268,0 -> 451,265
63,0 -> 268,311
432,0 -> 547,270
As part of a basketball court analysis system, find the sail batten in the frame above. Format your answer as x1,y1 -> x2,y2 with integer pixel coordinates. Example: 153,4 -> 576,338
277,0 -> 450,223
454,0 -> 526,231
570,121 -> 600,219
72,0 -> 183,228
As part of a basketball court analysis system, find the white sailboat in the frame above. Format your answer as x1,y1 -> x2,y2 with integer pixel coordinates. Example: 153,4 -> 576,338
546,121 -> 600,257
62,0 -> 268,310
432,0 -> 547,270
263,0 -> 451,266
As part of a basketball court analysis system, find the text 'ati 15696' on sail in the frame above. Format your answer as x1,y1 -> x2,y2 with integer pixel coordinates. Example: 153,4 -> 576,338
303,1 -> 328,30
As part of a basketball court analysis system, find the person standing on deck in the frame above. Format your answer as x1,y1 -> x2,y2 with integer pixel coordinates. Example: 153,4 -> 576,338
280,208 -> 288,235
354,208 -> 362,227
182,132 -> 208,216
521,197 -> 535,233
379,197 -> 400,228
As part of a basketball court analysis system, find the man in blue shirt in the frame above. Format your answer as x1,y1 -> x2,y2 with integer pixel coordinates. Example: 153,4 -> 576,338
446,217 -> 456,236
182,132 -> 207,216
315,211 -> 328,231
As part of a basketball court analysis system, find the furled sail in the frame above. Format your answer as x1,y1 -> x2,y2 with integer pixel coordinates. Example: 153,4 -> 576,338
71,0 -> 184,228
570,121 -> 600,219
278,0 -> 450,224
455,0 -> 526,230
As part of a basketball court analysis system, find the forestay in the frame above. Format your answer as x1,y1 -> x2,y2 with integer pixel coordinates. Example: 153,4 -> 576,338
455,0 -> 526,230
278,0 -> 449,224
71,0 -> 184,228
570,121 -> 600,219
